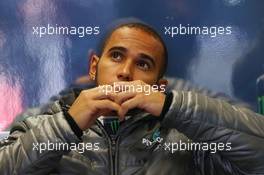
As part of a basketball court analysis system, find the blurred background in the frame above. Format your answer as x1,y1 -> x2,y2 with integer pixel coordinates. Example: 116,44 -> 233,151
0,0 -> 264,131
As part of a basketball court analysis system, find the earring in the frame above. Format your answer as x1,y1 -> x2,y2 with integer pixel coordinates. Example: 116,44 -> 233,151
90,74 -> 95,80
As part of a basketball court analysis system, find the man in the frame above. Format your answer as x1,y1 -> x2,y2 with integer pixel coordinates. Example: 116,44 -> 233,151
0,20 -> 264,175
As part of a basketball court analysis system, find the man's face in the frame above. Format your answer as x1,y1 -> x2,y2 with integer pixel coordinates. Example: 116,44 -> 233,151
90,27 -> 165,86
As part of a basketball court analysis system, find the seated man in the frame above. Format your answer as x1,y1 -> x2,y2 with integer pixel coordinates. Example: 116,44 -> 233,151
0,20 -> 264,175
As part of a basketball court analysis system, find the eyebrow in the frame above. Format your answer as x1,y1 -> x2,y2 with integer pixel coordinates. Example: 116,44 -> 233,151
107,46 -> 156,67
108,46 -> 128,53
138,53 -> 156,68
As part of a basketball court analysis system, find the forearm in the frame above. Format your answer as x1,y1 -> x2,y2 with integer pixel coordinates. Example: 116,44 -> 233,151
162,90 -> 264,173
0,112 -> 80,174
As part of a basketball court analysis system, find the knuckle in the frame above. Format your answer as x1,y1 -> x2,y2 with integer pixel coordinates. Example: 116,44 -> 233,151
140,93 -> 146,103
136,80 -> 141,84
138,93 -> 144,99
81,90 -> 90,98
80,90 -> 85,96
121,103 -> 128,111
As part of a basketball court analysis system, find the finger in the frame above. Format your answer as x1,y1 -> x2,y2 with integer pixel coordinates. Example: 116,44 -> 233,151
113,82 -> 131,92
95,99 -> 121,113
114,91 -> 137,105
81,87 -> 117,101
94,91 -> 117,101
118,95 -> 143,121
113,80 -> 145,92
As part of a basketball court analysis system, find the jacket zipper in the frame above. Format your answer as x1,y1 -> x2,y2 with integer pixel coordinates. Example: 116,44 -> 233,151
95,116 -> 149,175
95,120 -> 119,175
111,138 -> 116,175
110,133 -> 121,175
112,136 -> 120,175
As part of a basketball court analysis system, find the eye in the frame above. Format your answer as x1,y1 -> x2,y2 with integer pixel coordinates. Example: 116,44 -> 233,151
110,51 -> 123,62
136,60 -> 150,71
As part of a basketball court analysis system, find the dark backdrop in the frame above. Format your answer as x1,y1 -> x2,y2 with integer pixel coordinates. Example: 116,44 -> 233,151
0,0 -> 263,130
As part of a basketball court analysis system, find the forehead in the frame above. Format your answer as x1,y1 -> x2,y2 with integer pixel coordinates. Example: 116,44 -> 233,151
103,27 -> 164,60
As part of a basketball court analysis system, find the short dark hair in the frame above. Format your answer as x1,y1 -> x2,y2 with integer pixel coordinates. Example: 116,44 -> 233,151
96,18 -> 168,78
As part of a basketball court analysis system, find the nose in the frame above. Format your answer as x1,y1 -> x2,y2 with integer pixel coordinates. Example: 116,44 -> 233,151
117,60 -> 133,81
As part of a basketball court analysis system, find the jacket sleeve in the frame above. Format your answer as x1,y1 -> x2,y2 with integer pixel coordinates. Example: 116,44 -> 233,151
167,77 -> 253,109
162,90 -> 264,174
0,110 -> 81,175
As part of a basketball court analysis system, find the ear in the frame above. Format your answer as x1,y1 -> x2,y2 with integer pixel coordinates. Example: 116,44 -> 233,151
89,53 -> 100,81
157,78 -> 168,91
